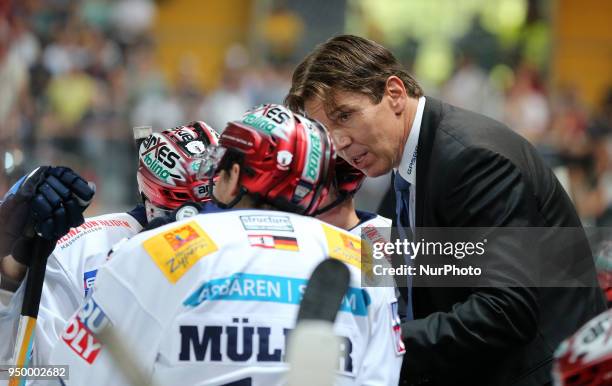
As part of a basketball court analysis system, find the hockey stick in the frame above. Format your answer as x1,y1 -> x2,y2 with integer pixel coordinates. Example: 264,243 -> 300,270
7,173 -> 95,386
287,258 -> 350,386
9,237 -> 51,386
94,322 -> 155,386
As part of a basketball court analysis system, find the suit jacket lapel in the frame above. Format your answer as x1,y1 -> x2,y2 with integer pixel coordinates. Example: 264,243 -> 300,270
415,97 -> 443,228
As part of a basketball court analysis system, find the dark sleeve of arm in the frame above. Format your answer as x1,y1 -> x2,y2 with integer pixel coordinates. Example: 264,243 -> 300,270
401,148 -> 543,382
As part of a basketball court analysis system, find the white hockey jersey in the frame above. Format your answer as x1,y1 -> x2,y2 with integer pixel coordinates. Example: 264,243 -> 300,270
50,209 -> 403,386
352,211 -> 397,288
0,212 -> 143,366
350,210 -> 392,239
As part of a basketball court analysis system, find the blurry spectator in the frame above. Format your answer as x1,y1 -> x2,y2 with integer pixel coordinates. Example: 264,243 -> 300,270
176,53 -> 205,121
455,15 -> 501,71
10,16 -> 40,68
126,41 -> 184,129
588,87 -> 612,226
80,0 -> 114,32
442,53 -> 503,120
260,0 -> 304,65
549,86 -> 590,156
504,64 -> 550,144
131,92 -> 185,130
246,64 -> 292,106
548,87 -> 606,222
198,68 -> 251,132
111,0 -> 155,45
0,19 -> 29,143
588,87 -> 612,139
45,67 -> 96,129
126,41 -> 166,104
197,45 -> 252,131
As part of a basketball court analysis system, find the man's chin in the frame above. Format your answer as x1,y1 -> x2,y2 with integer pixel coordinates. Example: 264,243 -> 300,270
362,163 -> 388,178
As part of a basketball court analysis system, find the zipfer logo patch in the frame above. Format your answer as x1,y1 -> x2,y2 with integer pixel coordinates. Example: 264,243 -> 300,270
144,221 -> 218,283
321,223 -> 361,269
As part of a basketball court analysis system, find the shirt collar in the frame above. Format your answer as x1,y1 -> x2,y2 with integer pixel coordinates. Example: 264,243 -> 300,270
396,96 -> 426,184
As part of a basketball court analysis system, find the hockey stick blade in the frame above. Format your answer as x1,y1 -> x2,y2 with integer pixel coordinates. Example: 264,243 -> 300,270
297,258 -> 350,323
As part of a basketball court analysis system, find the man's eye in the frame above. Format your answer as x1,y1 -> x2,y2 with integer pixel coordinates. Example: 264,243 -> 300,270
338,112 -> 351,123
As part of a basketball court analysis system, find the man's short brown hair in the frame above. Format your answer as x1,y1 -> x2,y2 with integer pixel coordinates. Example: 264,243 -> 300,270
285,35 -> 423,113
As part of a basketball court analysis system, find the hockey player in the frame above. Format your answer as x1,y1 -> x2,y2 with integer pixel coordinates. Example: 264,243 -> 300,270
51,104 -> 404,385
0,121 -> 220,366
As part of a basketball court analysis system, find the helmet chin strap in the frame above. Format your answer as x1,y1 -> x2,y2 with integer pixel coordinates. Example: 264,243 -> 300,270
312,192 -> 349,216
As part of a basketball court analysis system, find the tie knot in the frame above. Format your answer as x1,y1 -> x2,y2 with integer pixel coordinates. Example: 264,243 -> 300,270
394,173 -> 411,192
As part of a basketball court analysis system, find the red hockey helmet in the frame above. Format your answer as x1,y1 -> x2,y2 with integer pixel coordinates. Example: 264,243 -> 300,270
200,104 -> 336,215
136,121 -> 219,220
553,308 -> 612,386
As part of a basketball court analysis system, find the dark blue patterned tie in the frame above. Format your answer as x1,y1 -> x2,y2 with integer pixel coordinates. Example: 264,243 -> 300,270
394,172 -> 414,320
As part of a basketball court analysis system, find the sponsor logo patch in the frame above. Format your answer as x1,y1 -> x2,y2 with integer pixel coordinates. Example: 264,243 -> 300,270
140,134 -> 182,183
185,140 -> 206,155
276,150 -> 293,170
247,234 -> 299,251
83,269 -> 98,296
183,273 -> 370,316
241,105 -> 292,140
240,215 -> 294,232
193,184 -> 210,199
61,298 -> 110,364
143,221 -> 218,283
168,126 -> 199,142
321,223 -> 361,269
302,126 -> 322,184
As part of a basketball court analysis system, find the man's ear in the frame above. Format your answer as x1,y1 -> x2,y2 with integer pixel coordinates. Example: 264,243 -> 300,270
385,76 -> 407,115
228,163 -> 241,196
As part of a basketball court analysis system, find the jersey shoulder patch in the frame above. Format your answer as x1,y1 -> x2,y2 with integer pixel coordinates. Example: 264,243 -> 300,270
143,220 -> 218,283
321,223 -> 361,269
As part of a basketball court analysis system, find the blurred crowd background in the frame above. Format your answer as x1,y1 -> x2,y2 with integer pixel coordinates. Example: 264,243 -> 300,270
1,0 -> 612,230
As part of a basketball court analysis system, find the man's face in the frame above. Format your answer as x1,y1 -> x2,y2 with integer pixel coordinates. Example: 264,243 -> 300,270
212,170 -> 235,205
304,91 -> 405,177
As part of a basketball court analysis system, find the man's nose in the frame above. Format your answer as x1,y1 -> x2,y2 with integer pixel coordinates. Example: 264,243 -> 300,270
332,133 -> 351,150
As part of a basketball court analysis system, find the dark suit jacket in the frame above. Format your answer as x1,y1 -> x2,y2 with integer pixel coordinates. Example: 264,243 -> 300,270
395,98 -> 606,386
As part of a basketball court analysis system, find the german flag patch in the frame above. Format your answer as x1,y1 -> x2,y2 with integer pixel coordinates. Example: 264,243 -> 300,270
248,234 -> 299,252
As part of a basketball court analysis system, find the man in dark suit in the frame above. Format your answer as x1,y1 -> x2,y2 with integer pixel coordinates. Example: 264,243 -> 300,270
285,35 -> 606,385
